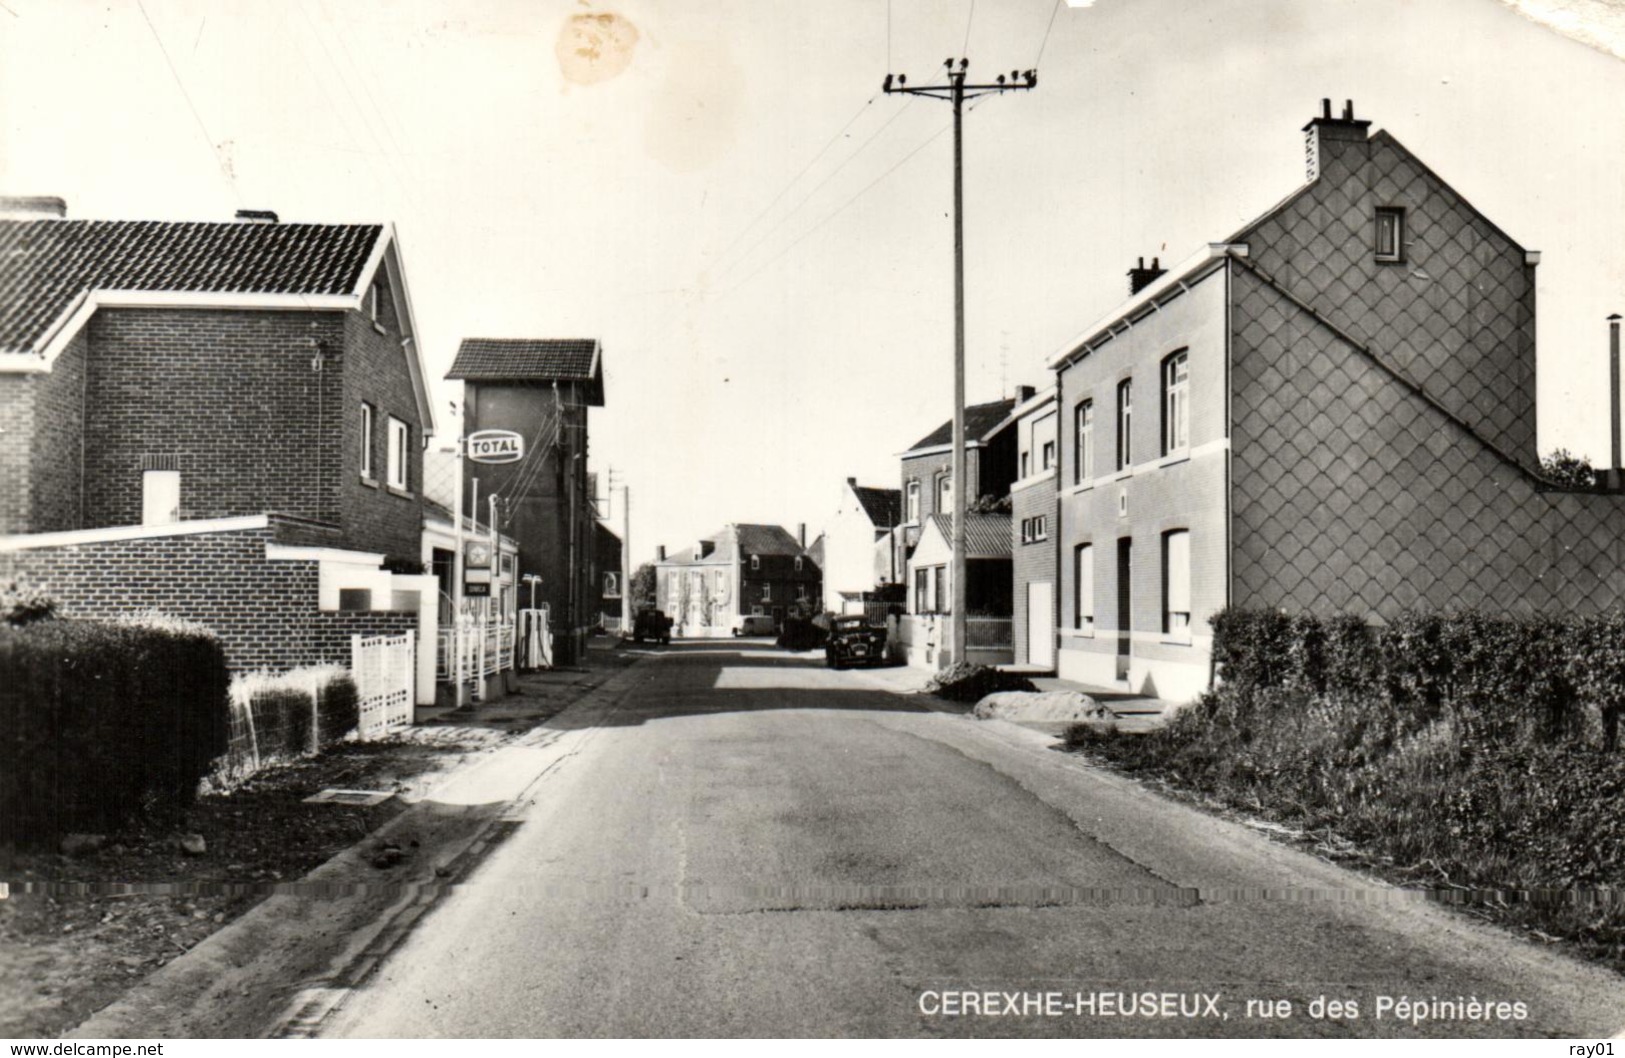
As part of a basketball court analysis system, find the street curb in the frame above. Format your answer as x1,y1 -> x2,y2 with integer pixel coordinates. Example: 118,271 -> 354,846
67,653 -> 650,1041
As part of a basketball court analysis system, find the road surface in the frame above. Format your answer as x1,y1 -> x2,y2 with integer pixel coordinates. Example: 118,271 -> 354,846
320,642 -> 1625,1038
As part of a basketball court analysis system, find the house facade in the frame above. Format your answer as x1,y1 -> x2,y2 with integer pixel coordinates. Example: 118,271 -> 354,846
898,512 -> 1014,669
0,202 -> 440,700
820,477 -> 902,614
655,524 -> 821,635
1047,102 -> 1625,702
1010,387 -> 1058,669
446,338 -> 605,666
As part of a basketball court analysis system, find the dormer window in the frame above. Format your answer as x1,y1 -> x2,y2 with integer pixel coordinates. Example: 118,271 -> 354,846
1375,207 -> 1405,263
750,554 -> 760,571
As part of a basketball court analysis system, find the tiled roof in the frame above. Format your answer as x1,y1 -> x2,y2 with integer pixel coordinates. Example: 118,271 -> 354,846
925,512 -> 1012,558
660,523 -> 809,565
447,338 -> 598,381
906,399 -> 1017,452
0,218 -> 383,354
807,533 -> 826,568
851,485 -> 902,528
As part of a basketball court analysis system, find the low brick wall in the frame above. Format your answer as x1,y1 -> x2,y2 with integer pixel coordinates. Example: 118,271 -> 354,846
0,523 -> 326,671
311,610 -> 418,666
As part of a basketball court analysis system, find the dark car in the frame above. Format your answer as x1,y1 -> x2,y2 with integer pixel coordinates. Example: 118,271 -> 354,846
631,608 -> 672,645
825,614 -> 886,669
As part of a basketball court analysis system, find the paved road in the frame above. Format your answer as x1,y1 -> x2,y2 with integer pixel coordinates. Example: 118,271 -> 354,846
322,643 -> 1625,1038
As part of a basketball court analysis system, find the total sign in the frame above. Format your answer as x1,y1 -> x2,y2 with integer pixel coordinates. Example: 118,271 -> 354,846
467,429 -> 525,464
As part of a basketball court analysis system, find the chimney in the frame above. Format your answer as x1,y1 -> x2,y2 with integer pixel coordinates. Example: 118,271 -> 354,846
1302,98 -> 1372,181
698,539 -> 714,559
656,545 -> 666,562
234,209 -> 279,224
0,196 -> 67,219
1015,384 -> 1037,403
797,522 -> 807,548
1611,314 -> 1622,489
846,476 -> 857,487
1128,256 -> 1166,295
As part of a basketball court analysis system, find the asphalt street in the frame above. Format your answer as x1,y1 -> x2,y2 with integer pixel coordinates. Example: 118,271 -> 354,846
320,642 -> 1625,1039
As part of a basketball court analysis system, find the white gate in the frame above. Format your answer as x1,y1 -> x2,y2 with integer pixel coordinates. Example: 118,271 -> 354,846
352,631 -> 415,737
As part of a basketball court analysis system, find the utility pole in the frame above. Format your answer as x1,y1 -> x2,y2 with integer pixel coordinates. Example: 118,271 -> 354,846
621,481 -> 632,636
884,58 -> 1037,666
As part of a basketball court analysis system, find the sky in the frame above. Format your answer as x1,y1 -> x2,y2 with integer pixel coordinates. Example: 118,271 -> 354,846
2,0 -> 1624,565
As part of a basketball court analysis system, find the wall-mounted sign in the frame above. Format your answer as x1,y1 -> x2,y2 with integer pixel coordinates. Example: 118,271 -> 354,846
603,571 -> 621,599
467,429 -> 525,465
465,540 -> 493,570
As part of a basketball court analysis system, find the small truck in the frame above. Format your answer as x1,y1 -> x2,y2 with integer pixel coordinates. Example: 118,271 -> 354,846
631,608 -> 673,645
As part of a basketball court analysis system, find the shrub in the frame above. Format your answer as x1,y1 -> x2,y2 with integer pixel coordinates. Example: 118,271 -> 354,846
222,664 -> 361,774
0,617 -> 229,847
1,581 -> 56,627
925,663 -> 1037,703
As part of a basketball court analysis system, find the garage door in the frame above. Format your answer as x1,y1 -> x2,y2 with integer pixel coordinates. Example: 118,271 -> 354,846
1027,581 -> 1054,669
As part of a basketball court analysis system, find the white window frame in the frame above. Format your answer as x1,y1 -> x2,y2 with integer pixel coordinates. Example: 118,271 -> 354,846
937,473 -> 952,512
762,583 -> 772,602
387,416 -> 409,490
1075,399 -> 1094,485
750,554 -> 760,571
359,401 -> 375,481
1162,351 -> 1190,455
1041,440 -> 1056,472
1164,529 -> 1192,640
795,556 -> 803,572
1074,543 -> 1094,632
1032,514 -> 1048,542
1021,451 -> 1031,478
1116,380 -> 1133,471
1375,207 -> 1405,263
905,480 -> 921,523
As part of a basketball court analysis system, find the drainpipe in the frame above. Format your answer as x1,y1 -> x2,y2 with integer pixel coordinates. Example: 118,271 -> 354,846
1611,314 -> 1621,490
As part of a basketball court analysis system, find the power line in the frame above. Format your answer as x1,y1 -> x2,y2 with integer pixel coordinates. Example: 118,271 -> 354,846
962,0 -> 976,57
1035,0 -> 1064,66
134,0 -> 240,202
717,117 -> 952,298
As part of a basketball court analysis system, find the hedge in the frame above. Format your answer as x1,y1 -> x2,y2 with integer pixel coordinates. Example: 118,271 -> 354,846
0,616 -> 230,847
214,665 -> 362,784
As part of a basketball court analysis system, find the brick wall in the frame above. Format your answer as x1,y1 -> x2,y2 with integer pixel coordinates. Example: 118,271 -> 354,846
1239,128 -> 1538,470
79,309 -> 347,530
1231,265 -> 1625,617
311,610 -> 418,666
340,278 -> 426,563
0,522 -> 324,671
0,331 -> 90,534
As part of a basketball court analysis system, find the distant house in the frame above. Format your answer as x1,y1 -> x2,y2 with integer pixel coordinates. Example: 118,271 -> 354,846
1045,102 -> 1625,701
655,523 -> 820,635
1010,387 -> 1058,670
821,476 -> 902,614
0,201 -> 439,701
445,338 -> 605,665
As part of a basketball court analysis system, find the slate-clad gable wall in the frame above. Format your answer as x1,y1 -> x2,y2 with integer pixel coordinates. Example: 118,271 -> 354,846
1230,266 -> 1625,616
1237,131 -> 1537,470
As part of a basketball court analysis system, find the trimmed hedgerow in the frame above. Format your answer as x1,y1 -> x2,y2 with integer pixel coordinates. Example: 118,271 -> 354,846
0,617 -> 230,847
1066,606 -> 1625,968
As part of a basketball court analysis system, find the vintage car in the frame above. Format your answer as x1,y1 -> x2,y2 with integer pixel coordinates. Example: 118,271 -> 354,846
825,614 -> 887,669
631,608 -> 673,645
730,613 -> 778,637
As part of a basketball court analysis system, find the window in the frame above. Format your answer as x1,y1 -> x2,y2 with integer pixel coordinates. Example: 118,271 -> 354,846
1162,351 -> 1190,454
386,416 -> 409,490
906,480 -> 920,523
762,583 -> 772,602
359,402 -> 375,480
1163,530 -> 1191,637
1075,400 -> 1094,484
1116,381 -> 1133,471
795,556 -> 803,572
933,566 -> 949,614
1074,543 -> 1094,631
1021,451 -> 1031,478
937,473 -> 953,512
141,470 -> 180,526
750,554 -> 760,571
1375,207 -> 1405,263
1021,516 -> 1049,544
915,568 -> 930,613
1041,440 -> 1056,471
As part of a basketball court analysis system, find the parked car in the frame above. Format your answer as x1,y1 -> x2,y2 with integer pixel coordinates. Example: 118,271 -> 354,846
631,608 -> 672,644
825,614 -> 886,669
731,614 -> 777,637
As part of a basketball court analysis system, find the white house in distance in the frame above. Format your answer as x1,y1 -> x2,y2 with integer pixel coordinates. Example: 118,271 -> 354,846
821,477 -> 903,613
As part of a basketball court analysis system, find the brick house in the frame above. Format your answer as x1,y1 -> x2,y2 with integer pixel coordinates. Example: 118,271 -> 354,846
1047,102 -> 1625,703
0,201 -> 440,699
445,338 -> 605,666
1010,386 -> 1058,669
820,477 -> 902,614
655,524 -> 820,636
